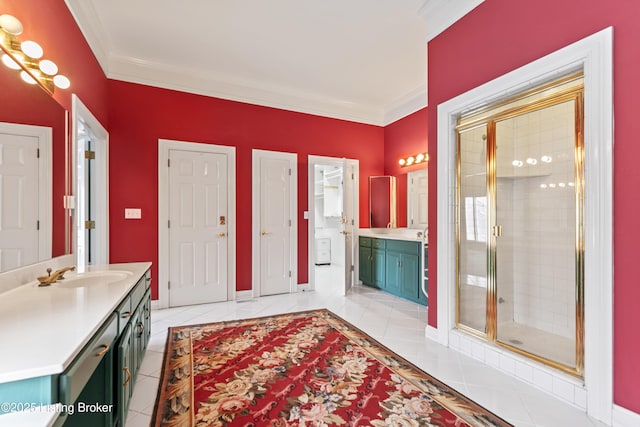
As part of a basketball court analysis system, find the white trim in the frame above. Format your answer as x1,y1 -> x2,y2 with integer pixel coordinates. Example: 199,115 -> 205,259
613,405 -> 640,427
383,85 -> 427,126
252,149 -> 297,297
0,122 -> 52,264
297,283 -> 310,292
71,94 -> 109,270
235,290 -> 254,302
425,325 -> 439,342
158,139 -> 237,309
436,28 -> 613,423
418,0 -> 485,42
307,155 -> 360,292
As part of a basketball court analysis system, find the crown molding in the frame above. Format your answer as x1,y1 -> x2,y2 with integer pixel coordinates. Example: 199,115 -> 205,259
418,0 -> 485,41
107,53 -> 386,125
64,0 -> 111,75
383,85 -> 427,125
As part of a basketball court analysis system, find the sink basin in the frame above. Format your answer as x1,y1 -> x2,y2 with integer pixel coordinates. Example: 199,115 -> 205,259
50,271 -> 133,289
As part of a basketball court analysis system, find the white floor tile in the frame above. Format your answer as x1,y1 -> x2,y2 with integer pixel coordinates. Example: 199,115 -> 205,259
136,283 -> 605,427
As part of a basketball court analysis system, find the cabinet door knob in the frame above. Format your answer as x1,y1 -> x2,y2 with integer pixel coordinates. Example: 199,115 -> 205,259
218,232 -> 226,237
121,311 -> 132,319
123,367 -> 132,387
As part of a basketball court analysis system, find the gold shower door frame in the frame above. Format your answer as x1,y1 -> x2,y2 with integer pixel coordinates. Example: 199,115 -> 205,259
455,78 -> 585,378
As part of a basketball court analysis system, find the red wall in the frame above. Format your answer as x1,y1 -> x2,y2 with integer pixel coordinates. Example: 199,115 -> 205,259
427,0 -> 640,413
107,80 -> 384,296
384,108 -> 428,227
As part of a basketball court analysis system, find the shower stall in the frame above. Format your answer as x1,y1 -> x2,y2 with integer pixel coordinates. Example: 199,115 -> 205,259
456,74 -> 584,376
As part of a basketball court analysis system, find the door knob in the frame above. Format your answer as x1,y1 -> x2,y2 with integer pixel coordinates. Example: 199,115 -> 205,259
340,230 -> 352,235
261,230 -> 270,236
218,232 -> 226,237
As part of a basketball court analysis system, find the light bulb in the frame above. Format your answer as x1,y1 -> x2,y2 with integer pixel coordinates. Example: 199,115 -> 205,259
558,182 -> 566,188
416,153 -> 425,162
53,74 -> 70,89
549,183 -> 556,188
541,155 -> 553,163
512,160 -> 523,167
20,70 -> 37,84
526,158 -> 537,165
398,159 -> 406,166
407,156 -> 415,165
39,59 -> 58,76
540,184 -> 547,189
2,53 -> 21,70
0,14 -> 23,35
21,40 -> 43,59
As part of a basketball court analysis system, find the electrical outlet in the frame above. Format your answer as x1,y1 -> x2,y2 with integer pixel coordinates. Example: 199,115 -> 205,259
125,208 -> 142,219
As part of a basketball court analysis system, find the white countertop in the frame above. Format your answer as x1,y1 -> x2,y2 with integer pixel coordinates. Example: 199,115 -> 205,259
0,262 -> 151,384
358,228 -> 427,243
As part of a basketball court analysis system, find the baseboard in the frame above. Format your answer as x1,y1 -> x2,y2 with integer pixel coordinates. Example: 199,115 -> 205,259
235,290 -> 254,301
613,404 -> 640,427
425,325 -> 439,342
151,300 -> 161,310
297,283 -> 310,291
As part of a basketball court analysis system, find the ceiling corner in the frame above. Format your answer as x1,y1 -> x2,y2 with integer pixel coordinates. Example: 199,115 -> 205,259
419,0 -> 485,42
64,0 -> 111,75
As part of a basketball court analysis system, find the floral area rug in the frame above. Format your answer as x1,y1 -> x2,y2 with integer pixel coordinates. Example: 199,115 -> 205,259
151,309 -> 512,427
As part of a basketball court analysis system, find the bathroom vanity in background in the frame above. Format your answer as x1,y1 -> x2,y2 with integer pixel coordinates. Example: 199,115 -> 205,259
0,262 -> 152,427
358,232 -> 428,306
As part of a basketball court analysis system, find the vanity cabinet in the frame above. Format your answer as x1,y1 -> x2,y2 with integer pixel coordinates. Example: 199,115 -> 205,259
358,237 -> 427,305
358,237 -> 386,289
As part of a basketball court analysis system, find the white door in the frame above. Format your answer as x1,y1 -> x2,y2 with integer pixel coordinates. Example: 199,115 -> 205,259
169,149 -> 228,306
408,169 -> 428,229
0,131 -> 39,270
253,150 -> 296,296
0,123 -> 51,271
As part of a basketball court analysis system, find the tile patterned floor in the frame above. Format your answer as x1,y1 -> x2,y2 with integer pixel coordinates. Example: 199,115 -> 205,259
127,284 -> 606,427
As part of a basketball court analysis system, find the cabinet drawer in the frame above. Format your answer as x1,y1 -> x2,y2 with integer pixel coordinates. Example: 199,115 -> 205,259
315,238 -> 331,250
116,295 -> 132,334
359,237 -> 372,247
372,238 -> 385,249
130,277 -> 146,311
59,313 -> 118,405
386,239 -> 420,255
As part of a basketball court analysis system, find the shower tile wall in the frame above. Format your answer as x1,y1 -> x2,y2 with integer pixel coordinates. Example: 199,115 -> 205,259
497,103 -> 576,340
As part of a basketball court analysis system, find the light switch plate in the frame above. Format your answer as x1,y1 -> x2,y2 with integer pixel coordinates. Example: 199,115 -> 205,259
303,211 -> 309,220
125,208 -> 142,219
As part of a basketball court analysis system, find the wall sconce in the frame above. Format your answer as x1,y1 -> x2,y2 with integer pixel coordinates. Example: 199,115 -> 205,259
398,152 -> 429,167
0,14 -> 70,94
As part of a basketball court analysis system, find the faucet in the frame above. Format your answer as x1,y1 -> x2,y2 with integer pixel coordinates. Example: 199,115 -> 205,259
37,266 -> 76,286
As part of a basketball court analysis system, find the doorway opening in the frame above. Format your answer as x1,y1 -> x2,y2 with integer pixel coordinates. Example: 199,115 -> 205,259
72,95 -> 108,270
308,156 -> 359,296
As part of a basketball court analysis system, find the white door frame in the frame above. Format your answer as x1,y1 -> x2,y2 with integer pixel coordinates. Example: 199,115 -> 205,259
252,149 -> 297,296
307,155 -> 359,291
158,139 -> 236,309
436,28 -> 613,423
71,94 -> 109,270
0,121 -> 52,263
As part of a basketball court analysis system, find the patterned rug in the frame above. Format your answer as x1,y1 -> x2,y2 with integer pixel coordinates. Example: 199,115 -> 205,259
152,309 -> 512,427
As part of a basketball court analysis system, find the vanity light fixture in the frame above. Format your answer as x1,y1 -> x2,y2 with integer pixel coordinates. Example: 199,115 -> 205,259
0,13 -> 70,94
398,152 -> 429,167
512,160 -> 523,167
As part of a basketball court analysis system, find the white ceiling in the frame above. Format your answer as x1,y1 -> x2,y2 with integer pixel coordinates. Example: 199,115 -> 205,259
64,0 -> 482,125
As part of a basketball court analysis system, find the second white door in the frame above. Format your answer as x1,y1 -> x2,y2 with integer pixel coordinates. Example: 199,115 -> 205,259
169,149 -> 229,306
253,150 -> 296,296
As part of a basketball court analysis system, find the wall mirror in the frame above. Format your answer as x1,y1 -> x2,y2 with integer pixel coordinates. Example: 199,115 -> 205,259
369,176 -> 397,228
0,57 -> 70,273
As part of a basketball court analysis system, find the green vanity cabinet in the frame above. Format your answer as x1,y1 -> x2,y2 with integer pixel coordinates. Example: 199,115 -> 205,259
358,236 -> 426,306
358,237 -> 373,285
358,237 -> 386,289
114,271 -> 152,427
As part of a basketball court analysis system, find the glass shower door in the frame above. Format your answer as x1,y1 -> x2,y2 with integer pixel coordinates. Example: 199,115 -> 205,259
494,100 -> 581,371
457,125 -> 489,335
